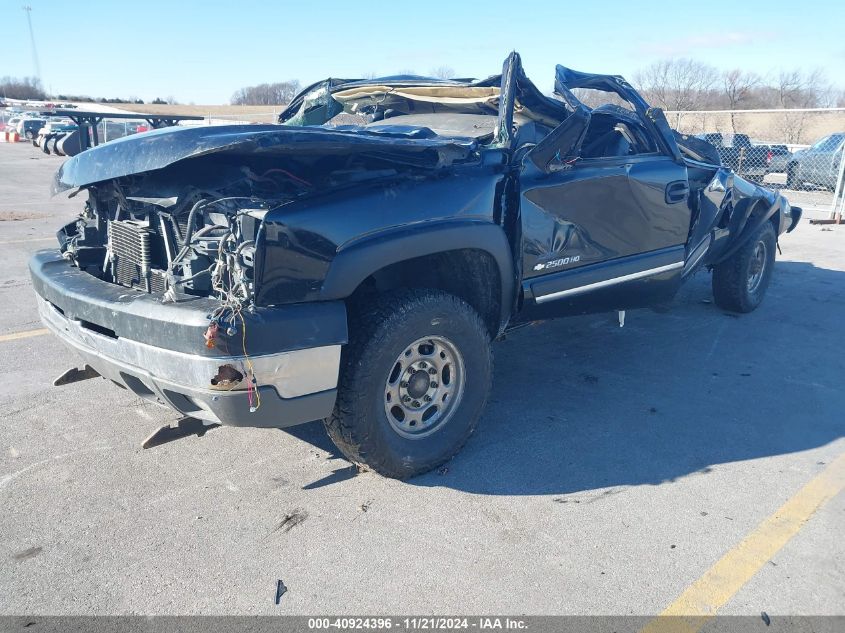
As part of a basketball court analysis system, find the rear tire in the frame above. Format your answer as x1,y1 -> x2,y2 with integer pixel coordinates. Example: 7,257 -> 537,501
326,288 -> 493,479
712,222 -> 777,313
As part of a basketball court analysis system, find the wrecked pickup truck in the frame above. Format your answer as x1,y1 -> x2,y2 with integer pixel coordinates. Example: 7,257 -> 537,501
31,53 -> 801,478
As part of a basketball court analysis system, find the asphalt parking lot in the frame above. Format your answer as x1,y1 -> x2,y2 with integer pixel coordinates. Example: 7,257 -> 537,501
0,140 -> 843,617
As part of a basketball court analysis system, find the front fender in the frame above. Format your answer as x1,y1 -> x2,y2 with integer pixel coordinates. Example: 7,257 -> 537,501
321,220 -> 516,332
712,194 -> 789,265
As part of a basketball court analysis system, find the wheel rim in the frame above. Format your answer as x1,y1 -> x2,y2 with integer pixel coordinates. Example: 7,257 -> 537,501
383,335 -> 465,439
747,240 -> 768,294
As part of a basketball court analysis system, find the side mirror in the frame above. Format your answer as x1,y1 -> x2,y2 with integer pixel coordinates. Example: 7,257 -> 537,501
525,106 -> 590,172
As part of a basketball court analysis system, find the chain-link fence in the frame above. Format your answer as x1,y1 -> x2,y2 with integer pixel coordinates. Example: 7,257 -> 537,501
4,104 -> 845,218
670,108 -> 845,217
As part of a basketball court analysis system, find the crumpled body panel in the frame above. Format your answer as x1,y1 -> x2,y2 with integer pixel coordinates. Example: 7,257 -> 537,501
52,124 -> 477,194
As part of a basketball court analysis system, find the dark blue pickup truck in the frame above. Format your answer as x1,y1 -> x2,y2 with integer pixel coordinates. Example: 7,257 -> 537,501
32,53 -> 801,478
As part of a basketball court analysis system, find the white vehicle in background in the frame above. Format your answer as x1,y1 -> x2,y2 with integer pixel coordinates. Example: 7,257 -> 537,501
786,133 -> 845,190
5,116 -> 23,132
16,117 -> 47,140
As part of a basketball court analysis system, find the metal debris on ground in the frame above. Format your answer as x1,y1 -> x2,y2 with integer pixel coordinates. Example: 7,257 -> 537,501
275,580 -> 287,605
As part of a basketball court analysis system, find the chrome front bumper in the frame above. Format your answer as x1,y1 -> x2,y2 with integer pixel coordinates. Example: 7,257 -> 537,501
31,251 -> 347,428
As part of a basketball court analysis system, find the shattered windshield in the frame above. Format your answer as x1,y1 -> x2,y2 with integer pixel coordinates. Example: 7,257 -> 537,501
278,65 -> 569,147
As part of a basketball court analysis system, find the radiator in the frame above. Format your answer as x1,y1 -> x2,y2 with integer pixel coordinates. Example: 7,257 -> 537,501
108,220 -> 152,291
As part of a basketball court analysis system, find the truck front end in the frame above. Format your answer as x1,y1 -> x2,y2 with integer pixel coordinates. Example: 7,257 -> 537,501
31,127 -> 351,428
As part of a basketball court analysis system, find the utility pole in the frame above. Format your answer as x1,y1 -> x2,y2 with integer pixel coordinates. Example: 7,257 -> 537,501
22,5 -> 43,90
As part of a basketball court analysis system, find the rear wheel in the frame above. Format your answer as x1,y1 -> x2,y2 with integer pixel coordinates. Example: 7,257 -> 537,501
712,222 -> 777,313
326,288 -> 493,479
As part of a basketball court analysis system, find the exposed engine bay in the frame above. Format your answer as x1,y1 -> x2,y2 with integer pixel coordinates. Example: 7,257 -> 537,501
55,144 -> 447,314
58,163 -> 300,307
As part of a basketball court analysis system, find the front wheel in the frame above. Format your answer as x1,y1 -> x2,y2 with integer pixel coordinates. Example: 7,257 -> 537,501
326,289 -> 493,479
712,222 -> 777,313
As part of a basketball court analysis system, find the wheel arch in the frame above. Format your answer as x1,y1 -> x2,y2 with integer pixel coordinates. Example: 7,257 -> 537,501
713,195 -> 784,266
321,221 -> 517,337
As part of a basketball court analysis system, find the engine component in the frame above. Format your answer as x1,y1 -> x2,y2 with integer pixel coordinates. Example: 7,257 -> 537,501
108,219 -> 153,292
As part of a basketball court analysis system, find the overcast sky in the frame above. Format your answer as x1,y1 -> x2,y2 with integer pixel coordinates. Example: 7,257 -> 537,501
3,0 -> 843,104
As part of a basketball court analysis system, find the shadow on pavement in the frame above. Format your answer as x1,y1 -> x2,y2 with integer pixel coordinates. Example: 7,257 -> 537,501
296,261 -> 845,495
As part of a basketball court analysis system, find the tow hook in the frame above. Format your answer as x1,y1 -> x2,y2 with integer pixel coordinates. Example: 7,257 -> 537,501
53,364 -> 100,386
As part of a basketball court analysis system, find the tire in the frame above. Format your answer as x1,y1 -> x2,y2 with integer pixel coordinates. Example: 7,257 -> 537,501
786,163 -> 799,189
712,222 -> 777,313
25,130 -> 34,140
326,288 -> 493,479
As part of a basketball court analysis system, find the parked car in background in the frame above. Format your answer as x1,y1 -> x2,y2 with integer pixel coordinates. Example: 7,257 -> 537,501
17,118 -> 47,140
698,133 -> 770,182
766,145 -> 791,174
786,133 -> 845,190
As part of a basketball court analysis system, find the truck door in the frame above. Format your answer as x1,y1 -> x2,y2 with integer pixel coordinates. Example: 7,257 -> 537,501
512,64 -> 694,321
519,153 -> 691,321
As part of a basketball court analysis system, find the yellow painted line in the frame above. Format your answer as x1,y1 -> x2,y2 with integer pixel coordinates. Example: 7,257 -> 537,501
641,452 -> 845,633
0,237 -> 54,245
0,328 -> 49,343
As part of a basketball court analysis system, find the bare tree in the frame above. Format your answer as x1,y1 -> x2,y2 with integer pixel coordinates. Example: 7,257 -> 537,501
431,65 -> 456,79
231,80 -> 301,105
775,68 -> 828,108
722,69 -> 760,132
771,68 -> 829,143
570,88 -> 631,109
0,76 -> 46,100
633,58 -> 719,110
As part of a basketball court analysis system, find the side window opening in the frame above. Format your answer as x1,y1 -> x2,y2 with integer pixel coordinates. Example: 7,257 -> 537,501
564,89 -> 658,159
579,108 -> 658,158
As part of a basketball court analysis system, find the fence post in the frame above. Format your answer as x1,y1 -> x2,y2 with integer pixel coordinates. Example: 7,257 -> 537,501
830,143 -> 845,220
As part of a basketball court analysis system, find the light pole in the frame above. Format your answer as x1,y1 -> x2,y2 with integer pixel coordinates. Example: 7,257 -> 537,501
22,5 -> 43,90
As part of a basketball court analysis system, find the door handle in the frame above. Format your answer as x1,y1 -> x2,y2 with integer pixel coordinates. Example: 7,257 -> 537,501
665,180 -> 689,204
